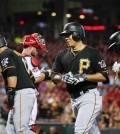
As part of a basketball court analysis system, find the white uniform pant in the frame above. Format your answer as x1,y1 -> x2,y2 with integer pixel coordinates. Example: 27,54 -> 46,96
70,88 -> 102,134
29,88 -> 38,126
5,88 -> 36,134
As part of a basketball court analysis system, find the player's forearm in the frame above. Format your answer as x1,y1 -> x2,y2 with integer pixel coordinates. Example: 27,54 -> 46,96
35,73 -> 45,83
86,73 -> 106,82
7,76 -> 17,87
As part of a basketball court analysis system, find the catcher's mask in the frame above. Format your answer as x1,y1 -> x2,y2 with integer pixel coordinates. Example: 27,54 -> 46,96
0,35 -> 7,48
59,22 -> 85,41
108,31 -> 120,54
22,33 -> 47,52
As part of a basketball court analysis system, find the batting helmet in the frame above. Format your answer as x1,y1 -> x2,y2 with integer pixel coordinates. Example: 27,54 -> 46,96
59,22 -> 85,41
22,33 -> 47,51
0,35 -> 7,48
108,31 -> 120,54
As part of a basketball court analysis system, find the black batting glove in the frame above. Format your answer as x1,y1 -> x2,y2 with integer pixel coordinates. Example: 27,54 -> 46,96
6,87 -> 15,108
73,74 -> 87,85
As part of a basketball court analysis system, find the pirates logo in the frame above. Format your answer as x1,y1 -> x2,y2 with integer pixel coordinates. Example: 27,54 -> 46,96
1,58 -> 9,67
98,60 -> 106,68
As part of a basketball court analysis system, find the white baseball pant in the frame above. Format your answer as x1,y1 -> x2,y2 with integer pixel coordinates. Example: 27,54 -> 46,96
5,88 -> 36,134
70,88 -> 102,134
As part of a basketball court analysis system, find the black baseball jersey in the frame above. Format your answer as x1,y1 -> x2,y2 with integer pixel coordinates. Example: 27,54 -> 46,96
52,46 -> 108,94
0,48 -> 35,90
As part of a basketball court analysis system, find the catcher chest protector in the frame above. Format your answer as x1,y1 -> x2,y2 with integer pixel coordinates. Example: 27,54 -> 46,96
60,22 -> 85,41
108,31 -> 120,53
0,35 -> 7,48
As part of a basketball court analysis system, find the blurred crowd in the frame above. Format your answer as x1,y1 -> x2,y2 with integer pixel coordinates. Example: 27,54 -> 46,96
0,35 -> 120,133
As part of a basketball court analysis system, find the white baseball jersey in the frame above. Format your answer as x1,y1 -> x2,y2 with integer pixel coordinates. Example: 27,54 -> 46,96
24,56 -> 41,78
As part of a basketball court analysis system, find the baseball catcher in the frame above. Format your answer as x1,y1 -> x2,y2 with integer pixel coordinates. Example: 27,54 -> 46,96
21,33 -> 51,131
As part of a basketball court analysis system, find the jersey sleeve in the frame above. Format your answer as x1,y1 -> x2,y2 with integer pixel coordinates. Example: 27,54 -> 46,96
92,50 -> 107,72
52,52 -> 63,75
24,56 -> 41,78
0,51 -> 17,77
92,50 -> 109,83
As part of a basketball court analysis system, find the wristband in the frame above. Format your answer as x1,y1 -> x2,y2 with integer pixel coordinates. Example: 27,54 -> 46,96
43,71 -> 51,80
83,74 -> 87,80
6,87 -> 16,95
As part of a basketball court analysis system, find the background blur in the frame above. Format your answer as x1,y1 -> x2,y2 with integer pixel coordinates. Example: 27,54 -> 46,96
0,0 -> 120,134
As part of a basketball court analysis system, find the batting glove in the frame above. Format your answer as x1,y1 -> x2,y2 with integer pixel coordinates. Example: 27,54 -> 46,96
6,87 -> 15,109
61,72 -> 74,84
112,62 -> 120,72
73,74 -> 87,85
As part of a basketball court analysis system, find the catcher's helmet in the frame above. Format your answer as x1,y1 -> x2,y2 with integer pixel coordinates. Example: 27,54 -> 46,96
0,35 -> 7,48
22,33 -> 47,51
59,22 -> 85,41
108,31 -> 120,54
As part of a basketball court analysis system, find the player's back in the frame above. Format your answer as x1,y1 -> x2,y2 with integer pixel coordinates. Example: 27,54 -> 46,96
0,49 -> 35,90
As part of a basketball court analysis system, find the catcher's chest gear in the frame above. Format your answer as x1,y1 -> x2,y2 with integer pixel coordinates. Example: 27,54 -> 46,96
22,53 -> 39,67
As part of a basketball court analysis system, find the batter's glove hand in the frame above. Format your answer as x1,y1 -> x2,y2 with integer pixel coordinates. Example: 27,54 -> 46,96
112,62 -> 120,72
6,88 -> 15,109
73,74 -> 87,85
61,72 -> 74,84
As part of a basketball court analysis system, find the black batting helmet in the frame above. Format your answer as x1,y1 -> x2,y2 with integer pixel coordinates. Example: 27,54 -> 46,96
0,35 -> 7,48
59,22 -> 85,41
108,31 -> 120,54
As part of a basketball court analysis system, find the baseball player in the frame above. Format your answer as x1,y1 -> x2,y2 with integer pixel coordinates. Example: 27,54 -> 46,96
0,35 -> 37,134
51,22 -> 109,134
108,31 -> 120,79
21,33 -> 51,130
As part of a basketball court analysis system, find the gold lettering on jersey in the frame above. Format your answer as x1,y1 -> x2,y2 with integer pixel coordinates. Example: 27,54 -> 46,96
79,59 -> 90,73
22,58 -> 31,75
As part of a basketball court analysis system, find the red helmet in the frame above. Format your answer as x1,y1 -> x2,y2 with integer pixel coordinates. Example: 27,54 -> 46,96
22,33 -> 47,51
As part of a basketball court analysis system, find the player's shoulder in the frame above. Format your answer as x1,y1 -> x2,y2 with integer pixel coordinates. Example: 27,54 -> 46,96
0,48 -> 14,57
21,53 -> 31,57
86,45 -> 99,54
58,48 -> 70,55
22,54 -> 39,67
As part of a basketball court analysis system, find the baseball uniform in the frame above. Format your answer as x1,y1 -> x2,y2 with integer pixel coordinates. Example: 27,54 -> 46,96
52,46 -> 108,134
0,49 -> 36,134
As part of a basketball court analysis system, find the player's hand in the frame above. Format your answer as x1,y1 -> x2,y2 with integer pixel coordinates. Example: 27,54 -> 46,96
61,72 -> 74,84
73,74 -> 87,85
7,88 -> 15,109
40,67 -> 51,80
112,62 -> 120,72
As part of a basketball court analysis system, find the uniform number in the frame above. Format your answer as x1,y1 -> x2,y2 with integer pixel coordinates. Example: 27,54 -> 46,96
22,58 -> 31,75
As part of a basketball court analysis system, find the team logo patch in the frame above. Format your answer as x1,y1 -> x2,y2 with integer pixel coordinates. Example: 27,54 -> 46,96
98,60 -> 106,68
1,58 -> 9,67
32,68 -> 39,73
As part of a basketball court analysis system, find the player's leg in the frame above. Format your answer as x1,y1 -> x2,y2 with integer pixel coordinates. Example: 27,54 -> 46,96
89,120 -> 101,134
29,96 -> 37,132
5,109 -> 16,134
71,88 -> 102,134
13,88 -> 36,134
